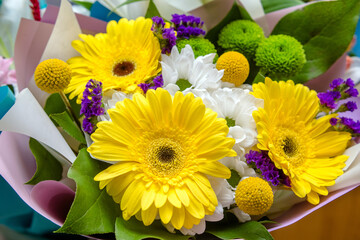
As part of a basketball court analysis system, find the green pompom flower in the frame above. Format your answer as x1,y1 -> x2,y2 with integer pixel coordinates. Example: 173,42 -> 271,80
255,34 -> 306,79
176,38 -> 218,61
218,20 -> 265,60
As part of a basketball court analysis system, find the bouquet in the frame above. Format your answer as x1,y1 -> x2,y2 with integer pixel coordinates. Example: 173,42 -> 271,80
1,0 -> 360,239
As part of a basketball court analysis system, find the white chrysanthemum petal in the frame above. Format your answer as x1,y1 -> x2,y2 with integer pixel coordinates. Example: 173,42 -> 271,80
205,205 -> 224,222
180,219 -> 206,235
230,208 -> 251,223
163,83 -> 180,95
161,45 -> 222,92
195,88 -> 262,155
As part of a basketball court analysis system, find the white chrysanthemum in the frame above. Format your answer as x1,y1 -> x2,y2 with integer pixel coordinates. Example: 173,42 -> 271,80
161,45 -> 223,95
192,87 -> 263,156
220,156 -> 257,179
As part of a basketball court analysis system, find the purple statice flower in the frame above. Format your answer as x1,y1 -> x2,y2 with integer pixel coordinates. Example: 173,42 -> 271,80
340,117 -> 360,134
151,16 -> 177,54
171,14 -> 205,39
318,90 -> 341,109
138,75 -> 164,94
345,87 -> 359,97
139,83 -> 151,93
81,79 -> 104,134
345,78 -> 355,88
152,74 -> 164,89
329,78 -> 344,89
152,16 -> 165,28
162,28 -> 177,54
245,150 -> 291,187
330,118 -> 338,126
345,101 -> 357,112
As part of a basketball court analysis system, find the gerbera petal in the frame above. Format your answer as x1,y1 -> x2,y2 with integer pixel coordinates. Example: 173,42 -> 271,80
159,201 -> 173,224
94,162 -> 137,181
141,204 -> 158,226
198,161 -> 231,178
171,205 -> 185,229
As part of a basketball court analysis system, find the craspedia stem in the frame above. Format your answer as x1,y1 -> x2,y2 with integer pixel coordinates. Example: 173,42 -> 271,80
59,91 -> 82,131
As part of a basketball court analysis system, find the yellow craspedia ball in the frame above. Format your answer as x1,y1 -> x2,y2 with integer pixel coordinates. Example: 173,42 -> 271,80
216,51 -> 249,86
235,177 -> 274,215
34,59 -> 72,93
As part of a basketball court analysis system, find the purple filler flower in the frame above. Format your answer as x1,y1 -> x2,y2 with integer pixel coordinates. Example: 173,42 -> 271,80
345,101 -> 357,112
340,117 -> 360,134
330,118 -> 338,126
345,78 -> 355,88
81,79 -> 104,134
345,87 -> 359,97
318,91 -> 341,109
162,28 -> 177,54
171,14 -> 205,39
329,78 -> 344,89
246,150 -> 291,187
138,75 -> 164,94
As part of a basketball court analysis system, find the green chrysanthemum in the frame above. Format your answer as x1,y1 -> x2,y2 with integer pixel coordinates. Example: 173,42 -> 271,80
218,20 -> 265,60
176,38 -> 218,61
255,34 -> 306,79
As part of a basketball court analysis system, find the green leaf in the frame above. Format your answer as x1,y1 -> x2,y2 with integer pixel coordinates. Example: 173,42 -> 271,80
71,0 -> 93,10
56,149 -> 120,235
227,169 -> 241,188
114,0 -> 146,9
205,2 -> 253,51
206,220 -> 274,240
50,111 -> 86,144
0,37 -> 10,59
145,0 -> 161,19
115,217 -> 189,240
271,0 -> 360,83
44,93 -> 67,127
260,0 -> 304,14
26,138 -> 63,185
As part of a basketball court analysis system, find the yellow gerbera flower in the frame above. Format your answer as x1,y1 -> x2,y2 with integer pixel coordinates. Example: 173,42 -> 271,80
88,88 -> 236,229
65,17 -> 161,102
251,78 -> 351,205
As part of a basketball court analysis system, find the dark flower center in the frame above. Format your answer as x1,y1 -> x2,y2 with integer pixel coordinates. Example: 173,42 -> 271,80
282,137 -> 297,157
157,146 -> 176,163
113,61 -> 135,76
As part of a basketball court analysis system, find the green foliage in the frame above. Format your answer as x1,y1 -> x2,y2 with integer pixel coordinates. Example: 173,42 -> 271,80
176,38 -> 218,61
255,34 -> 306,80
271,0 -> 360,83
145,0 -> 161,19
56,149 -> 120,235
26,138 -> 63,185
206,220 -> 274,240
114,0 -> 146,10
227,169 -> 241,188
205,2 -> 253,52
218,20 -> 265,60
176,79 -> 192,92
261,0 -> 304,14
50,111 -> 86,144
115,217 -> 189,240
71,1 -> 93,10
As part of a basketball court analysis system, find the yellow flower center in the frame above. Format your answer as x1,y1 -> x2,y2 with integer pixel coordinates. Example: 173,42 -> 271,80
136,127 -> 197,185
272,126 -> 313,169
146,138 -> 185,177
113,61 -> 136,77
34,58 -> 72,93
235,177 -> 273,215
216,51 -> 249,86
